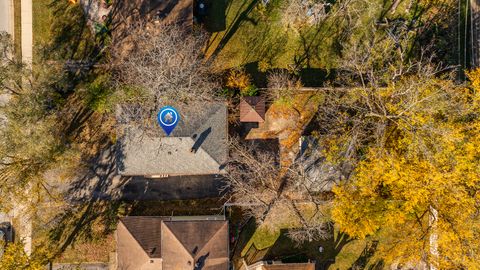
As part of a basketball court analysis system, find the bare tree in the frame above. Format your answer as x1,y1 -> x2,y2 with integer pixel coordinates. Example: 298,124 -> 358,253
266,70 -> 302,103
309,23 -> 462,170
0,32 -> 25,96
282,0 -> 331,28
112,25 -> 221,131
225,138 -> 334,243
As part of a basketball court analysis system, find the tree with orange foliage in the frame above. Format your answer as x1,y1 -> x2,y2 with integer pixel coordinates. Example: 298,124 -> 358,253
326,64 -> 480,267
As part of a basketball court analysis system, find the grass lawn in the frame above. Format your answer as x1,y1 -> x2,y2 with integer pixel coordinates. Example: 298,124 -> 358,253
13,0 -> 21,59
56,234 -> 115,263
205,0 -> 336,71
32,0 -> 53,47
236,219 -> 380,269
204,0 -> 430,77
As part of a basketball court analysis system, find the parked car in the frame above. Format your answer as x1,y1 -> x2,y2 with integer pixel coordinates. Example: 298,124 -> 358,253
0,222 -> 12,258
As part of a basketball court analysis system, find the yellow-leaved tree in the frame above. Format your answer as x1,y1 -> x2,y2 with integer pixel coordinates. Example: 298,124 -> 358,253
327,73 -> 480,268
0,242 -> 46,270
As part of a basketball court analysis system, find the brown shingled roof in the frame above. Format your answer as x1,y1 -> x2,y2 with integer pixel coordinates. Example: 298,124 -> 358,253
240,96 -> 265,123
118,216 -> 229,270
120,216 -> 166,258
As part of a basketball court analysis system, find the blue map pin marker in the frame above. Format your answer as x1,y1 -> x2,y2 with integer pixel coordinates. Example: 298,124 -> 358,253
157,106 -> 180,136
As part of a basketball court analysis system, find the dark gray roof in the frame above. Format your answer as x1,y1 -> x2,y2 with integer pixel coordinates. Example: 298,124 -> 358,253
117,103 -> 228,176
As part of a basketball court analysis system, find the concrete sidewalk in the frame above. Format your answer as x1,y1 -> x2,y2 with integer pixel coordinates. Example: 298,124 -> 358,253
0,0 -> 14,35
21,0 -> 32,64
17,0 -> 33,256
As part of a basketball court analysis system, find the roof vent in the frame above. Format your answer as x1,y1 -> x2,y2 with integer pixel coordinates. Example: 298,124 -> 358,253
146,174 -> 169,178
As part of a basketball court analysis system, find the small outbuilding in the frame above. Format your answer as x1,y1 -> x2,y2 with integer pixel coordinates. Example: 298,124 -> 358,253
240,96 -> 265,123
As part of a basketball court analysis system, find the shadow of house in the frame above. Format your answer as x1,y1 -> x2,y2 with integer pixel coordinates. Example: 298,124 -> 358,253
116,102 -> 228,200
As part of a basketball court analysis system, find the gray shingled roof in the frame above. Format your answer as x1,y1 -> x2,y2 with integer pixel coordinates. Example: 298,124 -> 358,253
117,103 -> 228,176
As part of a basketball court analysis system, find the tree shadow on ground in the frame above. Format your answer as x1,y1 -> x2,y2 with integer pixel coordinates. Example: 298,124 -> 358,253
208,0 -> 260,58
45,0 -> 103,62
243,62 -> 335,88
34,0 -> 108,104
348,241 -> 379,270
238,18 -> 289,68
292,21 -> 345,71
47,146 -> 130,257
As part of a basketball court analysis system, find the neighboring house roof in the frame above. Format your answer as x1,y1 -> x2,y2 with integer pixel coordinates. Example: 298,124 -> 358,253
117,103 -> 228,176
298,136 -> 339,192
248,262 -> 315,270
261,263 -> 315,270
240,96 -> 265,123
117,216 -> 229,270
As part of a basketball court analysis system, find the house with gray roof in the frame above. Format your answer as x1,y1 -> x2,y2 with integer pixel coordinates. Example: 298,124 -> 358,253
116,102 -> 228,178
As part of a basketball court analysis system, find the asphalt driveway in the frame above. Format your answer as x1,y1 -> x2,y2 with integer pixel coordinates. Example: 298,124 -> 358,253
120,174 -> 227,200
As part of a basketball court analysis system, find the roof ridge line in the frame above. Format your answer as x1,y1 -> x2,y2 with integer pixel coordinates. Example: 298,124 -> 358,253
119,220 -> 153,259
193,222 -> 228,260
161,221 -> 195,260
189,103 -> 224,136
192,105 -> 227,165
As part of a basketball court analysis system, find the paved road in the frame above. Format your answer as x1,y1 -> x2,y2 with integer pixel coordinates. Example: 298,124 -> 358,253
0,0 -> 13,35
